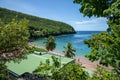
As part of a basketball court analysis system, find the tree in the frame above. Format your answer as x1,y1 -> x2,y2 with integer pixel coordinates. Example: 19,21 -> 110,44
52,63 -> 89,80
90,66 -> 120,80
33,56 -> 89,80
63,42 -> 76,58
0,7 -> 76,39
0,18 -> 29,61
51,56 -> 60,68
33,56 -> 61,79
74,0 -> 120,74
44,36 -> 56,51
33,59 -> 51,78
0,18 -> 29,79
73,0 -> 115,17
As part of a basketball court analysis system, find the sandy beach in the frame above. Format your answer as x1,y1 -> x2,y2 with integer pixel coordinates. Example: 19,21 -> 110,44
49,50 -> 99,71
75,56 -> 99,71
49,51 -> 101,71
29,42 -> 112,72
47,49 -> 98,71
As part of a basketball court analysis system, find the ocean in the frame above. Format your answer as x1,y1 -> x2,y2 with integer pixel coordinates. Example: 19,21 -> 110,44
33,31 -> 101,57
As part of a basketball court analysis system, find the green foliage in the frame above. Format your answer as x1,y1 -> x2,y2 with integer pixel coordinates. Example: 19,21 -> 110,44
74,0 -> 120,74
103,0 -> 120,18
44,36 -> 56,51
0,7 -> 76,39
63,42 -> 76,58
0,62 -> 7,80
51,56 -> 60,68
27,46 -> 47,53
74,0 -> 114,17
33,59 -> 51,78
90,66 -> 120,80
84,29 -> 120,68
52,63 -> 89,80
33,56 -> 61,79
33,56 -> 89,80
0,18 -> 29,61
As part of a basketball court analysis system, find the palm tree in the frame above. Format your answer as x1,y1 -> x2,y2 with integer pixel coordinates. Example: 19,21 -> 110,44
63,42 -> 76,58
45,36 -> 56,51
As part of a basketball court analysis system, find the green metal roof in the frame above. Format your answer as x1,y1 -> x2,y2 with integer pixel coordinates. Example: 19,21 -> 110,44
6,54 -> 74,75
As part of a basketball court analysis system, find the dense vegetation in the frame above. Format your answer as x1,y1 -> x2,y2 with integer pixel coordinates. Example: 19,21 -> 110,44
74,0 -> 120,75
0,18 -> 29,61
52,63 -> 89,80
33,55 -> 120,80
0,7 -> 76,40
0,62 -> 7,80
33,56 -> 89,80
90,66 -> 120,80
33,56 -> 61,79
0,18 -> 30,80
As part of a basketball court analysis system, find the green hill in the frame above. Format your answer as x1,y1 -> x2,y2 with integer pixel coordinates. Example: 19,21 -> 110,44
0,7 -> 76,40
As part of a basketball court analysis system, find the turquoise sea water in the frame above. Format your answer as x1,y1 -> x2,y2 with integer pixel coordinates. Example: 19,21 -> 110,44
33,31 -> 101,57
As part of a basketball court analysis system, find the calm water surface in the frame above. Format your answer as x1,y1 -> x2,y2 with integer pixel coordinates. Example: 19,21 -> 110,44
33,31 -> 101,57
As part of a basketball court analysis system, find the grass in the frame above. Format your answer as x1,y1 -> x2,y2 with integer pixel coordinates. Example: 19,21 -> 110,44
6,53 -> 74,75
28,46 -> 47,53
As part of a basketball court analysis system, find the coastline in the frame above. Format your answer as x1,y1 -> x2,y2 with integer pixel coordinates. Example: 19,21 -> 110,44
29,42 -> 112,72
29,42 -> 99,71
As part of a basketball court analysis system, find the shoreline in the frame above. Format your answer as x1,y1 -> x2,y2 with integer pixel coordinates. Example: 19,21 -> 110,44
29,42 -> 112,72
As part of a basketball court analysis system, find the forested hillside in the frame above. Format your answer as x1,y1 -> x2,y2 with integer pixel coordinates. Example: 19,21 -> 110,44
0,7 -> 76,40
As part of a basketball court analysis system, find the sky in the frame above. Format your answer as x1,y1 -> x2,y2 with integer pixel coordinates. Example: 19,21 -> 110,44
0,0 -> 108,31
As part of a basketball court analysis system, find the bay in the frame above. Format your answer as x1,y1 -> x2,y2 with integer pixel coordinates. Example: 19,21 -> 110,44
33,31 -> 101,57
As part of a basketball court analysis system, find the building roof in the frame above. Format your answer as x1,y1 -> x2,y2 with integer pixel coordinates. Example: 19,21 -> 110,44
6,53 -> 74,75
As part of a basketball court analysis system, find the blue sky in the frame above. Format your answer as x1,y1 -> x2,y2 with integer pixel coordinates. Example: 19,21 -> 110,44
0,0 -> 108,31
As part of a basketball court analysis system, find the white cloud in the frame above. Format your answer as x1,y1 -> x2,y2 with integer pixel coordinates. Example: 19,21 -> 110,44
75,18 -> 107,25
68,17 -> 108,31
